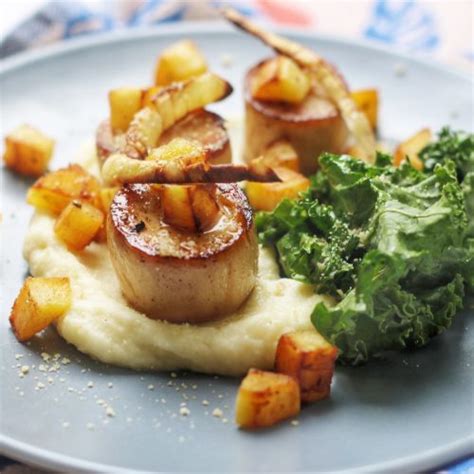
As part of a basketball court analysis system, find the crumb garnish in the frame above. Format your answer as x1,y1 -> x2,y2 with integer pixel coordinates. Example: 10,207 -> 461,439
19,365 -> 30,375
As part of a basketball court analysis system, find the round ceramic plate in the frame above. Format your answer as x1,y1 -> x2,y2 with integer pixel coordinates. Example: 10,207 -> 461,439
0,23 -> 473,473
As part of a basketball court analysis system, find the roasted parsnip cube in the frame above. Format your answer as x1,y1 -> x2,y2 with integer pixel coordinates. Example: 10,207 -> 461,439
94,223 -> 108,243
250,56 -> 311,104
344,144 -> 365,159
9,277 -> 71,342
54,201 -> 104,251
260,140 -> 300,172
189,185 -> 220,231
155,40 -> 207,86
27,164 -> 101,215
3,124 -> 55,177
393,128 -> 431,171
161,185 -> 196,232
351,89 -> 379,131
246,167 -> 310,212
99,187 -> 119,213
109,87 -> 143,133
275,330 -> 338,402
235,369 -> 300,429
142,85 -> 163,108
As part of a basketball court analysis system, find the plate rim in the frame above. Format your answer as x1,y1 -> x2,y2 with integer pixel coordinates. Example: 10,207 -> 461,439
1,432 -> 473,473
1,21 -> 473,473
1,20 -> 472,83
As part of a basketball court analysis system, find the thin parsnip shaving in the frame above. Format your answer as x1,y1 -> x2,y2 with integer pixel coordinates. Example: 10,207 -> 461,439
116,72 -> 232,158
102,148 -> 281,186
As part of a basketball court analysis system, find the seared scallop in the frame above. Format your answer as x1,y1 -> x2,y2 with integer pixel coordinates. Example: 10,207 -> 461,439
158,110 -> 231,164
107,183 -> 258,323
96,109 -> 231,167
244,58 -> 349,175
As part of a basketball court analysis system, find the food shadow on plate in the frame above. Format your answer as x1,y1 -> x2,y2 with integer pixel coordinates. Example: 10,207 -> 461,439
238,396 -> 338,437
2,167 -> 36,190
334,300 -> 473,406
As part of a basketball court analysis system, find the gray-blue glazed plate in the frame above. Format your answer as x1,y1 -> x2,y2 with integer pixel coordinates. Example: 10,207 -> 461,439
1,22 -> 473,473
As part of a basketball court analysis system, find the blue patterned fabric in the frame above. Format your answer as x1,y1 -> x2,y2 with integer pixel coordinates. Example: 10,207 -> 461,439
365,0 -> 439,51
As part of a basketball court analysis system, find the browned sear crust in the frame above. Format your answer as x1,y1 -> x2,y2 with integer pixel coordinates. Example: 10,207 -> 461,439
109,183 -> 252,260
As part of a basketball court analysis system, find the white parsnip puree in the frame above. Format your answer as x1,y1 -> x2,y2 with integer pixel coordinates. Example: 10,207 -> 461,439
23,143 -> 332,376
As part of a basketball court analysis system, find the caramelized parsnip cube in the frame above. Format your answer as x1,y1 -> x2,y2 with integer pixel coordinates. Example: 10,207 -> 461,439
27,164 -> 101,215
246,167 -> 310,211
3,124 -> 55,177
99,187 -> 119,213
155,40 -> 207,86
54,201 -> 104,251
142,85 -> 163,108
161,185 -> 196,232
393,128 -> 431,171
94,223 -> 108,243
250,56 -> 310,104
109,87 -> 143,133
344,144 -> 365,159
189,186 -> 220,232
9,277 -> 71,342
275,330 -> 338,402
260,140 -> 300,172
351,89 -> 378,131
235,369 -> 300,429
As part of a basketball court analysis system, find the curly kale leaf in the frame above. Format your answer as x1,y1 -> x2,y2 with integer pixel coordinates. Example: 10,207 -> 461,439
257,129 -> 472,365
463,172 -> 474,237
312,268 -> 464,365
256,194 -> 359,295
419,127 -> 474,180
417,127 -> 474,289
312,160 -> 469,364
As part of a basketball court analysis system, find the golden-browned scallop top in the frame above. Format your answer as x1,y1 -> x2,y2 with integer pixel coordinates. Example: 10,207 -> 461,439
158,110 -> 229,158
110,183 -> 253,260
96,109 -> 231,166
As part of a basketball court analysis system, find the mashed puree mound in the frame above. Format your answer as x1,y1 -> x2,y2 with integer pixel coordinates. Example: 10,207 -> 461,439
23,144 -> 332,376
